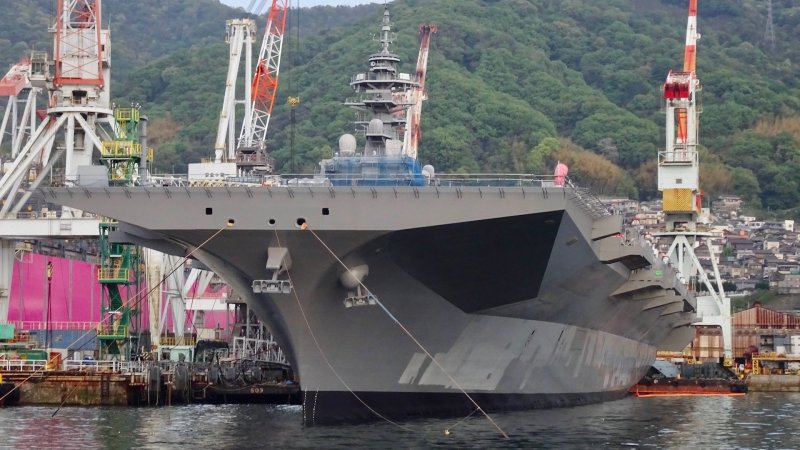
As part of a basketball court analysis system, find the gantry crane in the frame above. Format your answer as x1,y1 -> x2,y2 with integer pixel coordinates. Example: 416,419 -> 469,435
402,24 -> 437,160
0,0 -> 120,218
655,0 -> 732,363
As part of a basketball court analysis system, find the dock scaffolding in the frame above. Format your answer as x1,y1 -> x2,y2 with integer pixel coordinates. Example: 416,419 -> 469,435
99,107 -> 152,186
97,220 -> 141,360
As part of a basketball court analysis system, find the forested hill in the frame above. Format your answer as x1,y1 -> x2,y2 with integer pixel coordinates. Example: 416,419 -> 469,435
1,1 -> 799,214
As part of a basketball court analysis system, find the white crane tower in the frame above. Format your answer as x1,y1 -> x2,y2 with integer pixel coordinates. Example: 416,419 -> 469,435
214,19 -> 256,165
656,0 -> 732,363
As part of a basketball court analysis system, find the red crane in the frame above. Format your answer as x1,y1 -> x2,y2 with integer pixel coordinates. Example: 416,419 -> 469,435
403,24 -> 437,160
664,0 -> 698,146
54,0 -> 104,88
236,0 -> 289,174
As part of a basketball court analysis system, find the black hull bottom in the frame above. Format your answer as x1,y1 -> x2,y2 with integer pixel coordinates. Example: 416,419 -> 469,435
203,384 -> 302,405
302,389 -> 630,425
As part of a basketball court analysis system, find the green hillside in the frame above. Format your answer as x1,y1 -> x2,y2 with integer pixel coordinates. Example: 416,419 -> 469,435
2,0 -> 800,214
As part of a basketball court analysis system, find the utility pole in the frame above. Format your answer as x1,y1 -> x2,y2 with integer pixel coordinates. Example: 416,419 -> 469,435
764,0 -> 776,52
46,261 -> 53,350
288,96 -> 299,173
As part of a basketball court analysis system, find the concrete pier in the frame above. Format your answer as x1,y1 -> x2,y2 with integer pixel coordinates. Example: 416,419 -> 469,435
1,371 -> 140,405
0,360 -> 300,406
747,374 -> 800,392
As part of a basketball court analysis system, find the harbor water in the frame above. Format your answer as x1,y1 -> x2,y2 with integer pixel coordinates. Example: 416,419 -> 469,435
1,393 -> 799,448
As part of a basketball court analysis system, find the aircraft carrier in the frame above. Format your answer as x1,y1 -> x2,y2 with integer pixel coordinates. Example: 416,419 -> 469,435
39,7 -> 697,424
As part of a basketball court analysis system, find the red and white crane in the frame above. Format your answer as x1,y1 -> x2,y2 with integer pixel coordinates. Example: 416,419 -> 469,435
656,0 -> 731,363
659,0 -> 700,235
402,24 -> 436,160
236,0 -> 289,175
0,0 -> 114,218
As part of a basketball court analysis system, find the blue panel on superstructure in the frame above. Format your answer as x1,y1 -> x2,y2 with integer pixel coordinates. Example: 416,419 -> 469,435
325,155 -> 428,186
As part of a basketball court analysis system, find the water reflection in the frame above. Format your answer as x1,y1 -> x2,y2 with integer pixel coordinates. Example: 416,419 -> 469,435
0,394 -> 798,449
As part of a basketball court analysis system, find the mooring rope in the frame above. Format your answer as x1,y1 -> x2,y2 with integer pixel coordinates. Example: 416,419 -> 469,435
272,229 -> 415,432
300,224 -> 509,439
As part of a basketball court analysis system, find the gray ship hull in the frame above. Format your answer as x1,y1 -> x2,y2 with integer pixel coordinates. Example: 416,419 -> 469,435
42,184 -> 696,423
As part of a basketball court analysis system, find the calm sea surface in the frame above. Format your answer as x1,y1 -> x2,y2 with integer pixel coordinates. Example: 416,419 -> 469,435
1,393 -> 798,449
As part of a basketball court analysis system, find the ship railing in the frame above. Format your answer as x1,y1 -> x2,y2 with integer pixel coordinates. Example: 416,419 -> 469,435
8,209 -> 96,219
149,175 -> 188,186
564,179 -> 613,219
144,173 -> 612,216
231,336 -> 287,365
0,359 -> 48,372
13,321 -> 98,331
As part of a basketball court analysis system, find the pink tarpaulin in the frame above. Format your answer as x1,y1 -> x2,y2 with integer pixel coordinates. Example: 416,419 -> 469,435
9,253 -> 103,323
8,253 -> 232,332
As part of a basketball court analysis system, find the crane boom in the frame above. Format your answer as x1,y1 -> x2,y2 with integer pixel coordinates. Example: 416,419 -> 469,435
214,19 -> 255,163
676,0 -> 698,145
0,59 -> 31,97
402,24 -> 437,160
236,0 -> 289,175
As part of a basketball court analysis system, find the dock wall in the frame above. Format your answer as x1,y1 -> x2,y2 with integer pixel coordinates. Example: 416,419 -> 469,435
2,372 -> 136,405
747,375 -> 800,392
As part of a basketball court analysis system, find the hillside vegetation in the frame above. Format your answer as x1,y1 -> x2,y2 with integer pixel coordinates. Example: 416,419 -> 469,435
1,0 -> 800,215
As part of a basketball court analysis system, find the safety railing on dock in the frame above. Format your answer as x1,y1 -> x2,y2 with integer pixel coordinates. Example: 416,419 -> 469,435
159,336 -> 197,346
13,321 -> 98,331
0,359 -> 48,371
60,360 -> 147,373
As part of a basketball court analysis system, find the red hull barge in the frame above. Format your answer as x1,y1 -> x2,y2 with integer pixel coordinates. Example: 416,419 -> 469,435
630,378 -> 747,397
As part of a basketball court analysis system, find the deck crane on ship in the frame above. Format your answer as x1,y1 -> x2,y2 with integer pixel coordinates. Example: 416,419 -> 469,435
655,0 -> 733,364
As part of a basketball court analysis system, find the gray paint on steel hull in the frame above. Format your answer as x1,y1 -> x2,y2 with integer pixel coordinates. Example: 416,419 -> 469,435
40,185 -> 695,422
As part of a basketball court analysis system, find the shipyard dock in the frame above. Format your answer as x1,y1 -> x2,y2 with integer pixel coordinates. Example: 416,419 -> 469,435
0,358 -> 300,407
